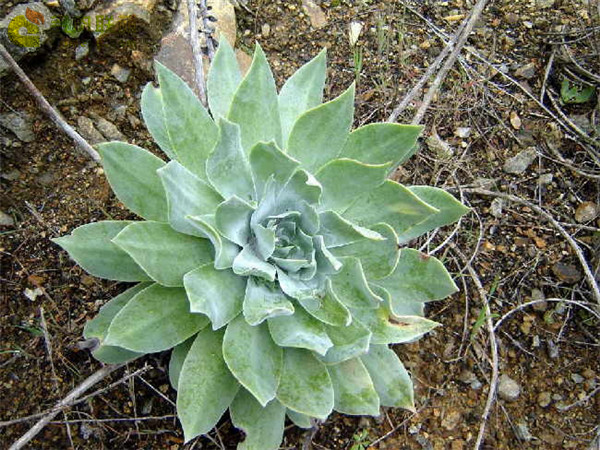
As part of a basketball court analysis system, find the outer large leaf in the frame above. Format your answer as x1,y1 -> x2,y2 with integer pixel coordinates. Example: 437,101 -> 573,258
396,186 -> 470,243
316,159 -> 390,212
105,284 -> 209,353
207,38 -> 242,119
287,409 -> 313,429
361,345 -> 415,410
287,84 -> 355,173
268,307 -> 333,355
230,390 -> 286,450
330,257 -> 382,309
169,337 -> 194,390
279,49 -> 326,145
375,248 -> 458,314
183,264 -> 245,329
331,223 -> 399,280
83,283 -> 150,364
141,61 -> 218,177
340,123 -> 423,168
97,142 -> 168,222
177,329 -> 240,442
351,305 -> 439,345
207,119 -> 255,201
187,215 -> 240,269
113,221 -> 214,287
277,348 -> 334,419
227,44 -> 282,150
249,141 -> 299,199
158,161 -> 222,237
52,221 -> 150,282
232,247 -> 277,281
243,277 -> 295,325
223,316 -> 282,406
328,358 -> 380,416
343,180 -> 438,235
319,319 -> 371,365
318,211 -> 383,248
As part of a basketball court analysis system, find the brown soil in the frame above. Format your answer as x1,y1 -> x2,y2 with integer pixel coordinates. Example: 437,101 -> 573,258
1,0 -> 599,449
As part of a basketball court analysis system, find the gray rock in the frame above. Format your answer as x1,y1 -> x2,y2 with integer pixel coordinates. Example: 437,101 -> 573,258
93,116 -> 125,141
536,0 -> 555,8
458,369 -> 477,384
515,422 -> 533,441
571,373 -> 584,384
0,112 -> 35,142
515,62 -> 536,80
111,64 -> 131,83
0,211 -> 14,226
75,42 -> 90,60
547,339 -> 559,359
77,116 -> 105,145
498,374 -> 521,401
490,198 -> 504,218
503,147 -> 537,174
1,169 -> 21,180
261,23 -> 271,37
538,173 -> 553,186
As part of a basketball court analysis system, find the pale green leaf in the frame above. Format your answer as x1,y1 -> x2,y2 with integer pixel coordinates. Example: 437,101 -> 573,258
141,61 -> 218,177
243,277 -> 295,325
279,169 -> 322,207
183,263 -> 245,329
249,141 -> 299,199
52,221 -> 151,282
331,223 -> 399,280
343,180 -> 438,235
328,358 -> 380,416
316,158 -> 390,212
207,119 -> 255,201
279,49 -> 326,146
361,345 -> 415,410
396,186 -> 470,243
169,337 -> 194,390
351,304 -> 439,345
286,409 -> 313,429
215,196 -> 254,246
105,284 -> 209,353
375,248 -> 458,313
277,348 -> 334,419
287,84 -> 355,172
230,390 -> 286,450
83,282 -> 150,364
112,221 -> 213,287
187,215 -> 240,269
227,44 -> 282,150
97,142 -> 168,222
207,38 -> 242,119
253,224 -> 276,260
318,210 -> 384,248
232,247 -> 277,281
158,161 -> 223,237
178,329 -> 240,442
268,307 -> 333,355
319,319 -> 371,365
223,316 -> 283,406
340,123 -> 423,168
298,280 -> 351,327
330,257 -> 382,309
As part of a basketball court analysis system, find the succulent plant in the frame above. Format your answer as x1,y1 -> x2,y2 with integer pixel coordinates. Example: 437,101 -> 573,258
53,40 -> 469,448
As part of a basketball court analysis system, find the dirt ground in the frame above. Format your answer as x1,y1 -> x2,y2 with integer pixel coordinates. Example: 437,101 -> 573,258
1,0 -> 599,449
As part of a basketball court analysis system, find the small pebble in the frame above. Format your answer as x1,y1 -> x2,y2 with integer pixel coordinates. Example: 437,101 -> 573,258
537,391 -> 552,408
571,373 -> 584,384
498,374 -> 521,401
515,422 -> 533,441
111,64 -> 131,83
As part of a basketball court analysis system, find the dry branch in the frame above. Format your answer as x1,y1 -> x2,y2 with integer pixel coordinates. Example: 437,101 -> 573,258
0,44 -> 101,163
187,0 -> 207,106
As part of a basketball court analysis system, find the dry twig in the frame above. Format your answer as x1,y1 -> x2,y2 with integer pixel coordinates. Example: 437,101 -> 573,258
0,44 -> 101,163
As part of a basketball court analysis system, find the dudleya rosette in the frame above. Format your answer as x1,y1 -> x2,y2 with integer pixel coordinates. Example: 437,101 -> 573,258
53,40 -> 469,448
